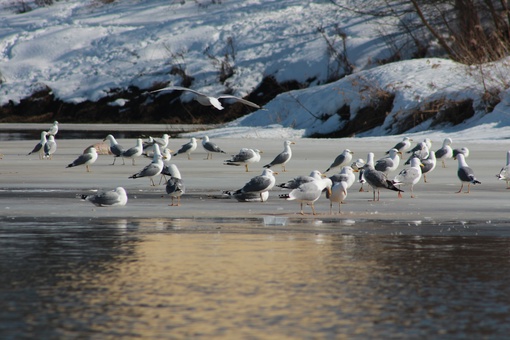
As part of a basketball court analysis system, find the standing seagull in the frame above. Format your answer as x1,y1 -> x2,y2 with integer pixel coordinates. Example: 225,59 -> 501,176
231,168 -> 277,202
420,151 -> 437,183
375,148 -> 401,175
122,138 -> 143,165
27,131 -> 48,159
224,148 -> 262,172
165,164 -> 186,206
143,134 -> 170,152
264,140 -> 295,172
279,176 -> 332,215
386,136 -> 413,154
173,137 -> 198,160
362,158 -> 403,201
151,85 -> 263,110
325,149 -> 353,173
435,138 -> 453,168
456,153 -> 481,193
104,134 -> 125,165
66,146 -> 98,172
496,150 -> 510,188
80,187 -> 128,207
328,166 -> 356,190
329,180 -> 348,214
43,135 -> 57,159
201,136 -> 226,159
392,157 -> 422,198
277,170 -> 323,189
47,121 -> 59,136
129,145 -> 164,186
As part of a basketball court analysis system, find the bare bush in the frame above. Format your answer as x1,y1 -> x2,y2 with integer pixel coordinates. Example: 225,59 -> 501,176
204,36 -> 236,83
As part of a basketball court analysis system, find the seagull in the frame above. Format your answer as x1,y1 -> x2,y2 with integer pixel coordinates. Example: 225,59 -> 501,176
80,187 -> 128,207
375,148 -> 401,175
224,148 -> 262,172
328,180 -> 348,214
456,153 -> 480,193
224,190 -> 269,202
129,144 -> 164,186
151,85 -> 263,110
407,138 -> 432,153
435,138 -> 453,168
420,150 -> 437,183
27,131 -> 48,159
231,168 -> 277,202
351,158 -> 366,192
104,134 -> 125,165
392,157 -> 422,198
66,146 -> 98,172
361,157 -> 403,201
165,164 -> 185,206
386,136 -> 412,154
404,144 -> 429,165
173,137 -> 198,160
328,166 -> 356,190
122,138 -> 144,165
496,151 -> 510,189
277,170 -> 323,189
47,121 -> 58,136
453,147 -> 469,160
201,135 -> 226,159
159,148 -> 174,184
264,140 -> 295,172
143,134 -> 170,151
279,176 -> 332,215
325,149 -> 353,173
43,135 -> 57,159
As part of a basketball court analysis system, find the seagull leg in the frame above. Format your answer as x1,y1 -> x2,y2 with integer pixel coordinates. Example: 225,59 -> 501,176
338,202 -> 342,214
456,183 -> 464,193
300,203 -> 304,215
311,203 -> 317,215
398,191 -> 403,198
244,164 -> 249,172
329,202 -> 333,215
411,185 -> 415,198
466,183 -> 471,193
150,178 -> 156,186
111,157 -> 116,165
86,165 -> 91,172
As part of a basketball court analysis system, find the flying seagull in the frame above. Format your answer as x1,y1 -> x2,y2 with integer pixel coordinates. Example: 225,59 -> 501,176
151,85 -> 263,110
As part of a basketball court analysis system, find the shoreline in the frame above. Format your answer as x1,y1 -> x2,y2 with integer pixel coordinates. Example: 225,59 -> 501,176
1,136 -> 510,232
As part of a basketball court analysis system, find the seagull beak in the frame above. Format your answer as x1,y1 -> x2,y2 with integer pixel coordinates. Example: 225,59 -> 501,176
326,187 -> 332,196
291,141 -> 296,145
273,171 -> 279,175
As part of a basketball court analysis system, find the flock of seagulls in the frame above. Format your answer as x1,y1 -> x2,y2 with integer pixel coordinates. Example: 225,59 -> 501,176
23,122 -> 505,214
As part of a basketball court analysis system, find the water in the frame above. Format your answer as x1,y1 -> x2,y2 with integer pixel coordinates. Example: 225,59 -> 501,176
1,217 -> 510,339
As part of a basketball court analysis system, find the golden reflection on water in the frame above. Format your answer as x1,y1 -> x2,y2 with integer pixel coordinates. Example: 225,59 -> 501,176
81,233 -> 374,338
48,230 -> 510,339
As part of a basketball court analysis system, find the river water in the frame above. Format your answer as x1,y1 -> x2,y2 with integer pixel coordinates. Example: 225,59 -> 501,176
1,217 -> 510,339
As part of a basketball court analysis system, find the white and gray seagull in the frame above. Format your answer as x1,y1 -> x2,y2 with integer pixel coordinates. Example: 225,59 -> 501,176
27,131 -> 48,159
104,134 -> 125,165
456,153 -> 480,193
230,168 -> 277,202
264,140 -> 295,172
435,137 -> 453,168
129,144 -> 164,186
277,170 -> 324,190
165,163 -> 186,206
224,148 -> 262,172
66,146 -> 98,172
279,175 -> 332,215
121,138 -> 144,165
325,149 -> 353,173
80,187 -> 128,207
361,153 -> 403,201
173,137 -> 198,160
201,135 -> 226,159
496,150 -> 510,189
151,85 -> 263,110
386,136 -> 412,154
392,157 -> 422,198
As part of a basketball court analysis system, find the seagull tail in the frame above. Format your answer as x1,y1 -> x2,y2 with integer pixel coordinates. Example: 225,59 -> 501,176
224,161 -> 240,166
386,180 -> 404,192
263,164 -> 272,168
128,174 -> 139,179
66,163 -> 74,168
279,193 -> 291,199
